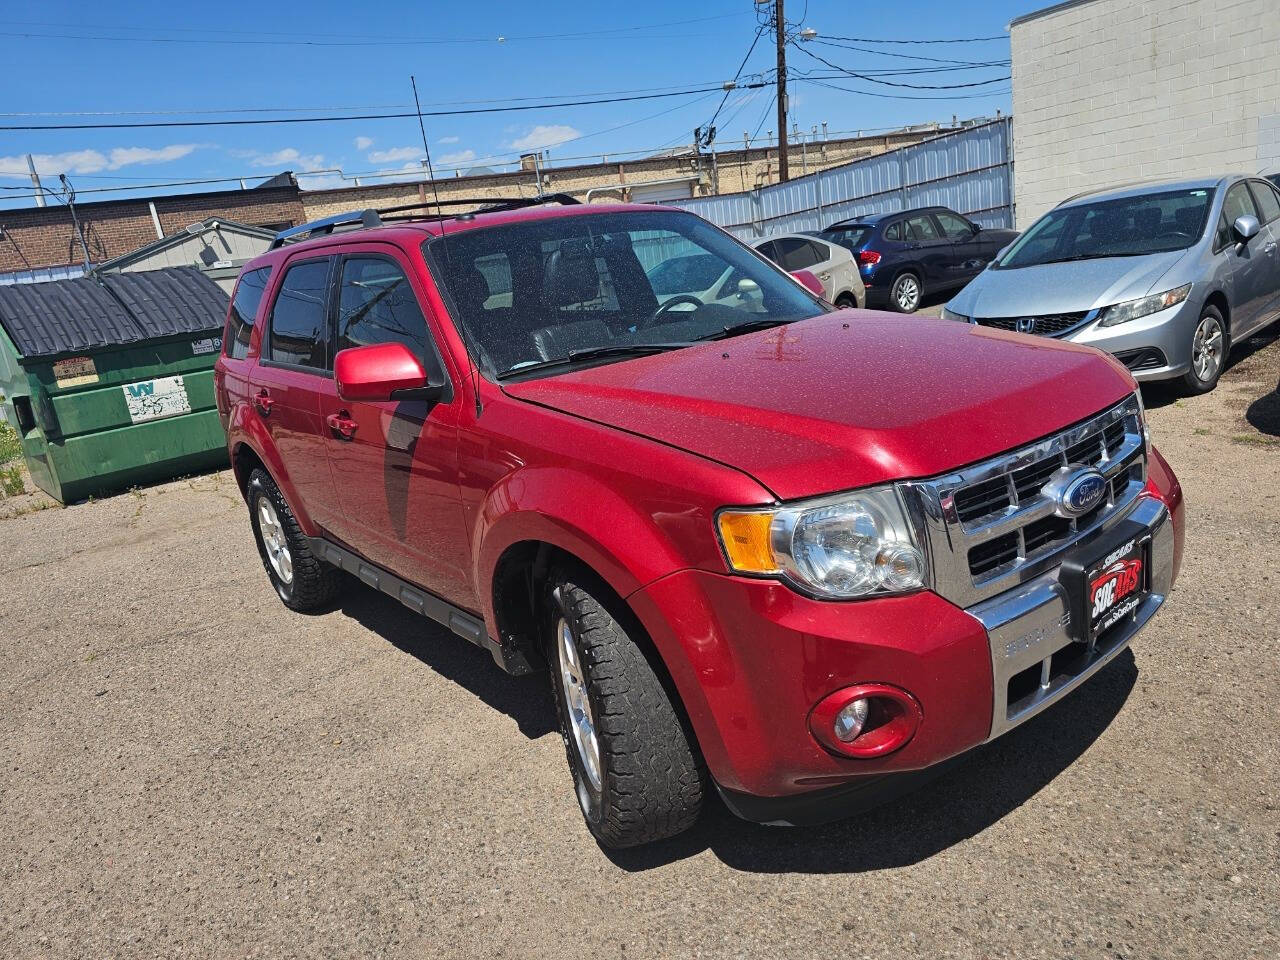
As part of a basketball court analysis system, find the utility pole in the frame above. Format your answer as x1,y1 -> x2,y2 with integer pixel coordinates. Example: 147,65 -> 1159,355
26,154 -> 46,207
774,0 -> 789,182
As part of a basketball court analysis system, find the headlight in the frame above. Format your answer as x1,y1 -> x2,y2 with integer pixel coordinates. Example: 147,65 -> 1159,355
716,486 -> 927,599
1097,283 -> 1192,328
940,306 -> 969,323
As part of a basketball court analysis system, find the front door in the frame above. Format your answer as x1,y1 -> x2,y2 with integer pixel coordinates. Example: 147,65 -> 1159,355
318,246 -> 475,610
250,256 -> 343,531
934,211 -> 983,283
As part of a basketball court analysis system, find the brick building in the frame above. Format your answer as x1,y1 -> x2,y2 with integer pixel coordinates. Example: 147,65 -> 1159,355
0,175 -> 304,279
299,127 -> 945,222
1011,0 -> 1280,225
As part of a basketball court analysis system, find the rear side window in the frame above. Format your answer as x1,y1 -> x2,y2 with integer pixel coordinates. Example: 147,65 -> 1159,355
1248,180 -> 1280,224
336,257 -> 431,358
883,221 -> 903,242
268,259 -> 331,370
226,266 -> 271,360
775,237 -> 820,270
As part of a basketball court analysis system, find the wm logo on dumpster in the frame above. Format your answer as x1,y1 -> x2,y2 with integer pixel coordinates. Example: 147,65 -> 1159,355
126,383 -> 156,398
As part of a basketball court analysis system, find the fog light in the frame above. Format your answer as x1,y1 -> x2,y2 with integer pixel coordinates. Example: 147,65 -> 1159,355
808,683 -> 922,759
834,698 -> 869,741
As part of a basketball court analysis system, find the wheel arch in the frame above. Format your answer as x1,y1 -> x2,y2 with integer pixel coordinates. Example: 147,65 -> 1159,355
1202,288 -> 1232,340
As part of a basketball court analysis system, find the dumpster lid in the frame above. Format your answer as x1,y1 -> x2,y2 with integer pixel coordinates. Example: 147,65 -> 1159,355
0,265 -> 229,360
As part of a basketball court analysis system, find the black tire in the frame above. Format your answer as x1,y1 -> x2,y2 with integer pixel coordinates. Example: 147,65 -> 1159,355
1180,305 -> 1229,394
544,565 -> 705,848
889,271 -> 923,313
246,468 -> 342,611
834,292 -> 858,309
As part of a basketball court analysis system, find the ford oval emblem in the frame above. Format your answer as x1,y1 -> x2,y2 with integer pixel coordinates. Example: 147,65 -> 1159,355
1057,469 -> 1107,517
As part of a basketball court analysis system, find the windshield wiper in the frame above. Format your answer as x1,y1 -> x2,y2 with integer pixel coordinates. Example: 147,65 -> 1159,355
495,342 -> 693,380
1029,251 -> 1149,266
695,317 -> 793,341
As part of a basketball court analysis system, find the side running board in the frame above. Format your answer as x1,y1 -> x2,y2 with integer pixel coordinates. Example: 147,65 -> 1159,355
307,537 -> 533,676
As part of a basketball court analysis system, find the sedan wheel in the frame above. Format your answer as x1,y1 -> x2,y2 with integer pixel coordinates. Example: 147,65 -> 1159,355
1182,306 -> 1228,394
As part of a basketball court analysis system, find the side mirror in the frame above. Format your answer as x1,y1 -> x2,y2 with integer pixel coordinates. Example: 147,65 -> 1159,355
1233,214 -> 1260,244
737,277 -> 761,295
790,269 -> 825,297
971,223 -> 983,234
334,342 -> 447,403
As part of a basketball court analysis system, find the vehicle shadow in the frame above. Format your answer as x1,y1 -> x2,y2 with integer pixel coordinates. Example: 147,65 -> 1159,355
605,651 -> 1138,875
1142,324 -> 1280,410
1246,384 -> 1280,436
336,586 -> 557,740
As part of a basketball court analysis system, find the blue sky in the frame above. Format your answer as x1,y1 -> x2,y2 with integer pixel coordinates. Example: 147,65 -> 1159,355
0,0 -> 1043,207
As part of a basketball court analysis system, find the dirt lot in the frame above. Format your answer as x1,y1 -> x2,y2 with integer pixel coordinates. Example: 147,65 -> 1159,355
2,332 -> 1278,960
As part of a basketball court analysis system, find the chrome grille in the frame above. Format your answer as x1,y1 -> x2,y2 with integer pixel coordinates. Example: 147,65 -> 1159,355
903,395 -> 1147,607
973,311 -> 1091,337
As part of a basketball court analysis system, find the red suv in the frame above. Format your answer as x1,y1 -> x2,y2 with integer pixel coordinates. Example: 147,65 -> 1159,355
215,197 -> 1184,849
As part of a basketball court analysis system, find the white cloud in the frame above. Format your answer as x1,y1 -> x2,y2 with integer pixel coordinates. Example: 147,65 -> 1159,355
508,124 -> 581,152
438,149 -> 476,166
353,136 -> 374,150
438,135 -> 460,144
247,147 -> 326,172
0,144 -> 199,177
367,145 -> 421,165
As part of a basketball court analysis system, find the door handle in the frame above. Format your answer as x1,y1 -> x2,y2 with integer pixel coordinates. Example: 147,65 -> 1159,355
326,411 -> 358,440
253,390 -> 275,415
1266,241 -> 1277,254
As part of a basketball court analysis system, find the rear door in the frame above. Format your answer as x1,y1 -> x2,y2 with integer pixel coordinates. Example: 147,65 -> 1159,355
773,237 -> 829,296
249,256 -> 344,530
318,245 -> 473,608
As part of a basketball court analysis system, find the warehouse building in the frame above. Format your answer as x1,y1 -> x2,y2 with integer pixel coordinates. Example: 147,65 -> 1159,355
1011,0 -> 1280,225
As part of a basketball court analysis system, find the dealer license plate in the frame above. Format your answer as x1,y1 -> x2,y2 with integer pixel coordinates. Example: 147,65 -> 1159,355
1086,537 -> 1147,640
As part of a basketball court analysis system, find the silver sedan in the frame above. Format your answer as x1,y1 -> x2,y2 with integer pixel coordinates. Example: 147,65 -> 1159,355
943,174 -> 1280,393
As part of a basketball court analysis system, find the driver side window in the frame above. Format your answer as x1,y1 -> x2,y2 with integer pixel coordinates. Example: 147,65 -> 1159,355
1217,183 -> 1257,250
935,212 -> 974,240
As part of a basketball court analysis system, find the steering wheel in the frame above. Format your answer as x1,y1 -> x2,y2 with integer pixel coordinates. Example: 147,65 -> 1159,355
650,295 -> 704,325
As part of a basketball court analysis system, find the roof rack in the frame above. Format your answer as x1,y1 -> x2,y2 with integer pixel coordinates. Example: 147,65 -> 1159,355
269,193 -> 581,249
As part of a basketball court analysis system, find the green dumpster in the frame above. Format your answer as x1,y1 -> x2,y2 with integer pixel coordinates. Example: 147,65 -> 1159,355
0,266 -> 230,503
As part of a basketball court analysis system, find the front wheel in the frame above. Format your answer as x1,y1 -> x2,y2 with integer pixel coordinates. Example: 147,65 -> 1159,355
889,272 -> 922,313
545,566 -> 705,848
1181,306 -> 1228,394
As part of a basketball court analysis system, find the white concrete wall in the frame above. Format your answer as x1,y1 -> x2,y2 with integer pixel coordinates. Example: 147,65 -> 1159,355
1011,0 -> 1280,226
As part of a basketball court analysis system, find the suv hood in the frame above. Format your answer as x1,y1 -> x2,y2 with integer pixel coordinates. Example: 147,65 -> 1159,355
503,313 -> 1135,501
949,250 -> 1187,318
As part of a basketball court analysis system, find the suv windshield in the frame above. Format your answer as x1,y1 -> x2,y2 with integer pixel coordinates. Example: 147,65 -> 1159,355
995,187 -> 1214,269
424,209 -> 825,379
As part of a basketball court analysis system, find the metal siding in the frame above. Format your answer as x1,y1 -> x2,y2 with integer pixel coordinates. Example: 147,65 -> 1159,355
674,119 -> 1014,236
0,264 -> 88,286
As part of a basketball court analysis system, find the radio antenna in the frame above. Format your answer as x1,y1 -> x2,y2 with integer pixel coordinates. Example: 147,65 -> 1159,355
412,74 -> 483,418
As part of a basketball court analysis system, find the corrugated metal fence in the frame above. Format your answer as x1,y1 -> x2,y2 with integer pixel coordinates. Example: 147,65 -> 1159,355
672,118 -> 1013,240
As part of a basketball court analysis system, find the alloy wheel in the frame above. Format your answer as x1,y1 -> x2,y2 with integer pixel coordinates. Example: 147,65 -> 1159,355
556,616 -> 603,802
257,497 -> 293,584
895,276 -> 920,311
1192,315 -> 1224,383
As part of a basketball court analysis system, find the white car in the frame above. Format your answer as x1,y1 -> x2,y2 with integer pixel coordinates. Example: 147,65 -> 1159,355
750,233 -> 865,307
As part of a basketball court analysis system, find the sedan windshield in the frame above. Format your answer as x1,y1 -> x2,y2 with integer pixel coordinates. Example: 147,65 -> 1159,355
995,187 -> 1214,269
423,209 -> 825,380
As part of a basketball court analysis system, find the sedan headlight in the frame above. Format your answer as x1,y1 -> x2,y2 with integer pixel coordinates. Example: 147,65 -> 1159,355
940,306 -> 969,323
716,486 -> 927,599
1097,283 -> 1192,328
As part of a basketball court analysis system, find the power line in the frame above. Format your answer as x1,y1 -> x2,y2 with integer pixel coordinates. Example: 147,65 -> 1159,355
792,44 -> 1009,89
810,38 -> 1009,67
0,84 -> 765,131
798,76 -> 1010,101
821,32 -> 1007,45
704,22 -> 768,137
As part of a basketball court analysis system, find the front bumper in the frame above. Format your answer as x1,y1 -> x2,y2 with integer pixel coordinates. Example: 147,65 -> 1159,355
1062,300 -> 1198,381
629,473 -> 1182,824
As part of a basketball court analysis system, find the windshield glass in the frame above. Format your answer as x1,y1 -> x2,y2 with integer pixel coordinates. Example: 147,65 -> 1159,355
995,187 -> 1214,268
423,209 -> 825,379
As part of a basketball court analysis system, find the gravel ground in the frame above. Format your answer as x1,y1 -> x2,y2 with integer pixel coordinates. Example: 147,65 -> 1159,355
2,330 -> 1277,960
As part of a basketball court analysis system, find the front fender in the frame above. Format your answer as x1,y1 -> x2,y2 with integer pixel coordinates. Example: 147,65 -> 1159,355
227,401 -> 322,537
474,466 -> 693,623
